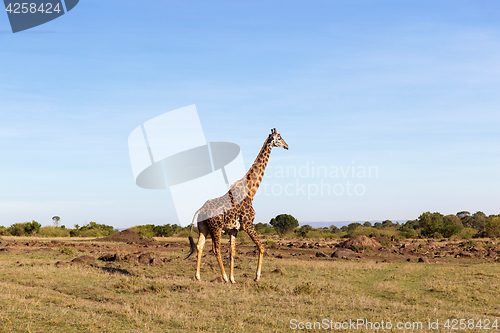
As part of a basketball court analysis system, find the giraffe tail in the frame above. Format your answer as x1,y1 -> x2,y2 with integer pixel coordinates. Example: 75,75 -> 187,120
185,210 -> 200,259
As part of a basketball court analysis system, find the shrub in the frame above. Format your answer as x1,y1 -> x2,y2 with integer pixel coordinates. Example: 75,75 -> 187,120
292,282 -> 317,295
132,224 -> 183,238
432,232 -> 443,239
70,222 -> 117,237
329,225 -> 339,233
176,229 -> 191,238
255,222 -> 275,235
38,226 -> 71,237
348,226 -> 380,238
295,225 -> 313,238
132,225 -> 156,238
305,229 -> 338,239
458,228 -> 478,239
8,221 -> 41,236
399,229 -> 418,238
79,229 -> 107,237
485,217 -> 500,238
60,247 -> 75,255
0,226 -> 10,236
419,212 -> 444,237
440,224 -> 463,238
153,224 -> 174,237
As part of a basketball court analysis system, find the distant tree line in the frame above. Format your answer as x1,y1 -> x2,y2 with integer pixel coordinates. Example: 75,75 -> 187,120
399,211 -> 500,239
1,211 -> 499,240
0,220 -> 118,238
257,211 -> 500,240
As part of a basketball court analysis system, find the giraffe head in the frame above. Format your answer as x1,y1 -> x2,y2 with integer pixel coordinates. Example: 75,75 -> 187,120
269,128 -> 289,150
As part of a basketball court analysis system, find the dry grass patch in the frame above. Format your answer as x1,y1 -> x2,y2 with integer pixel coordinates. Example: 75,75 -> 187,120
1,239 -> 500,332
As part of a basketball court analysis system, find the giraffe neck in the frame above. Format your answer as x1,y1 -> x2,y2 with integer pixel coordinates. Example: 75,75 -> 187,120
244,136 -> 272,199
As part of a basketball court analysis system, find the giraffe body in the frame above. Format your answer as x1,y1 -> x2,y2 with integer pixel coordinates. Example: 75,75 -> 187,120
186,128 -> 288,283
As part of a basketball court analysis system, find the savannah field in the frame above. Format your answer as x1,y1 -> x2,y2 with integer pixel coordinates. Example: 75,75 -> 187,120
0,231 -> 499,333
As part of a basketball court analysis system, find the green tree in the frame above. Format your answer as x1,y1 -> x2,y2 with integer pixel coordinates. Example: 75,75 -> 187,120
26,220 -> 41,235
52,216 -> 61,228
458,211 -> 474,228
398,219 -> 419,231
363,221 -> 372,227
441,214 -> 463,238
269,214 -> 299,235
329,225 -> 339,233
382,220 -> 395,228
485,217 -> 500,238
418,212 -> 444,237
471,211 -> 487,231
346,222 -> 361,232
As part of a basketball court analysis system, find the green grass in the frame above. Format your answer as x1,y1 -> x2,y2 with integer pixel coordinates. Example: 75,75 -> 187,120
0,239 -> 499,332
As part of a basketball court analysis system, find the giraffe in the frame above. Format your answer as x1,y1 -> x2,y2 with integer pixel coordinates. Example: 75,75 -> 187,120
186,128 -> 288,283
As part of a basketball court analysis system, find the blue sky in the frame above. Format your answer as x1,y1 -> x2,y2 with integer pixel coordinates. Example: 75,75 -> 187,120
1,0 -> 499,228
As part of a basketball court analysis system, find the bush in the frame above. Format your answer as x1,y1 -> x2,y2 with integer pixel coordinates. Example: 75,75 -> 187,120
8,221 -> 41,236
399,229 -> 418,238
419,212 -> 444,237
132,225 -> 156,238
38,226 -> 71,237
329,225 -> 339,233
457,228 -> 478,239
440,224 -> 463,238
176,229 -> 191,238
255,223 -> 275,235
132,224 -> 181,238
348,226 -> 380,238
295,225 -> 313,238
0,226 -> 10,236
153,224 -> 174,237
485,217 -> 500,238
432,232 -> 443,239
70,222 -> 117,237
60,247 -> 75,255
79,229 -> 108,237
305,229 -> 339,239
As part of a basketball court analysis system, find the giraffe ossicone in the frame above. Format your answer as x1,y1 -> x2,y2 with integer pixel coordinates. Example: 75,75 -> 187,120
186,128 -> 289,283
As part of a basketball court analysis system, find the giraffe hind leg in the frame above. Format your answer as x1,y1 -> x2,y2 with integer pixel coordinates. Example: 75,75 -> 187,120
211,227 -> 229,283
195,221 -> 209,281
228,229 -> 237,284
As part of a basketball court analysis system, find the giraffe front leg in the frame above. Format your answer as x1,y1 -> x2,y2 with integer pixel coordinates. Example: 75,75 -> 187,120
244,224 -> 265,282
254,243 -> 264,282
229,230 -> 237,284
212,230 -> 229,283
